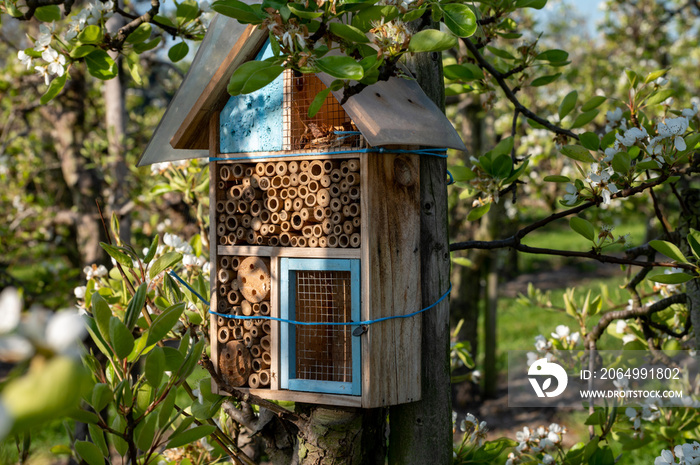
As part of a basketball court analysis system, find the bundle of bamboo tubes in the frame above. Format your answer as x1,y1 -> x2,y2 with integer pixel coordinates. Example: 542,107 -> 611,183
217,256 -> 273,388
216,159 -> 362,248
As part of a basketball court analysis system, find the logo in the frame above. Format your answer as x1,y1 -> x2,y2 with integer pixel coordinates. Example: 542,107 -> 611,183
528,358 -> 568,398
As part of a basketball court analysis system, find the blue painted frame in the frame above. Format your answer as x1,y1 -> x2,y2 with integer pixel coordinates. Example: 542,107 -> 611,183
280,258 -> 361,396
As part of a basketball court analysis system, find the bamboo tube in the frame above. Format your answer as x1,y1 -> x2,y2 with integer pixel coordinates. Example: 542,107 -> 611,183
216,200 -> 226,213
346,172 -> 360,186
227,289 -> 242,305
281,175 -> 291,188
348,159 -> 360,172
329,184 -> 341,198
271,176 -> 283,189
340,180 -> 350,193
338,234 -> 350,248
313,206 -> 326,222
243,332 -> 256,347
286,186 -> 297,199
220,165 -> 232,181
229,185 -> 243,200
268,236 -> 280,246
255,163 -> 266,177
297,237 -> 308,247
227,318 -> 237,329
252,358 -> 264,372
290,213 -> 304,230
262,353 -> 271,368
288,160 -> 299,174
236,228 -> 246,240
251,175 -> 261,188
304,193 -> 316,207
259,369 -> 270,387
233,326 -> 244,340
251,218 -> 262,232
225,199 -> 237,214
270,212 -> 280,224
231,257 -> 240,271
298,172 -> 310,185
230,280 -> 240,292
259,209 -> 271,223
217,316 -> 226,326
297,185 -> 308,198
243,319 -> 254,330
300,207 -> 314,222
275,161 -> 287,176
327,235 -> 339,248
241,300 -> 253,316
330,211 -> 344,225
343,220 -> 354,235
260,301 -> 270,316
252,303 -> 261,315
350,233 -> 361,248
284,198 -> 294,211
280,221 -> 291,232
318,236 -> 328,248
293,198 -> 304,211
262,321 -> 271,335
218,269 -> 231,284
308,237 -> 318,248
352,216 -> 361,228
250,327 -> 261,340
312,224 -> 323,237
248,373 -> 260,388
260,224 -> 269,235
241,177 -> 250,187
322,219 -> 333,235
308,160 -> 324,180
218,181 -> 225,190
250,200 -> 264,216
279,232 -> 291,246
237,201 -> 249,214
227,232 -> 236,245
349,186 -> 360,200
316,189 -> 330,207
333,224 -> 343,235
267,224 -> 280,234
264,162 -> 276,177
258,177 -> 271,190
266,197 -> 282,213
240,214 -> 252,228
324,207 -> 332,217
320,175 -> 332,188
237,257 -> 271,303
220,256 -> 230,269
279,188 -> 289,200
267,188 -> 277,198
219,213 -> 227,224
340,160 -> 349,175
250,344 -> 262,358
300,161 -> 310,171
307,180 -> 320,193
279,210 -> 289,221
242,185 -> 261,202
290,236 -> 298,247
219,235 -> 228,246
216,223 -> 226,237
217,327 -> 230,343
245,167 -> 254,177
290,173 -> 299,187
225,216 -> 238,231
217,300 -> 228,313
302,225 -> 313,238
330,169 -> 342,183
323,160 -> 333,174
345,203 -> 360,217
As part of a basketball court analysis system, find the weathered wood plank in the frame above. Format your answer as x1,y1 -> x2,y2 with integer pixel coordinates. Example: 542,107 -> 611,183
218,245 -> 361,259
209,112 -> 221,396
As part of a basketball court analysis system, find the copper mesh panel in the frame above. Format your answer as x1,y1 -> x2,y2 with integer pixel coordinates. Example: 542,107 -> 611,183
283,71 -> 364,151
295,270 -> 353,382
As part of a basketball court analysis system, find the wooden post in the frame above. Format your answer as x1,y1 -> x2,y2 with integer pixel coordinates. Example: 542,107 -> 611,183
388,41 -> 452,464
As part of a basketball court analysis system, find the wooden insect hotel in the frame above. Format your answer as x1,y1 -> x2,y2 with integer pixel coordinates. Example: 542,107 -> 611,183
139,17 -> 466,407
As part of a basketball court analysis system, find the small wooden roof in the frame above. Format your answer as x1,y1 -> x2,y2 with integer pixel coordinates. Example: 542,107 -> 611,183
138,15 -> 466,167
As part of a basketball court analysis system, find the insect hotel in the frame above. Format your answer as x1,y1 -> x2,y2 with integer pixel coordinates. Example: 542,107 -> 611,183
139,16 -> 466,407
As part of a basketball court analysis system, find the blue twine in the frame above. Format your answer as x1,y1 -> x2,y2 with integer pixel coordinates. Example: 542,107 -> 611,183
209,147 -> 448,162
446,169 -> 454,185
168,271 -> 451,327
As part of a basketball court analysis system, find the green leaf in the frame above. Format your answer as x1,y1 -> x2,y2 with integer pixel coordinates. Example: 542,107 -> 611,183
516,0 -> 547,9
75,441 -> 104,465
442,3 -> 477,37
486,46 -> 515,60
146,303 -> 186,346
531,73 -> 561,87
450,165 -> 476,182
688,229 -> 700,260
443,63 -> 483,81
287,3 -> 323,19
581,96 -> 606,112
149,251 -> 182,279
100,242 -> 132,267
50,445 -> 73,455
559,90 -> 578,120
408,29 -> 457,52
158,389 -> 178,428
125,23 -> 152,44
307,88 -> 331,118
163,346 -> 186,371
91,293 -> 112,343
88,423 -> 109,457
570,217 -> 595,242
571,110 -> 599,129
85,50 -> 118,80
644,69 -> 668,84
649,240 -> 689,263
402,6 -> 426,22
210,0 -> 262,23
328,22 -> 369,43
124,282 -> 147,330
467,203 -> 491,221
78,25 -> 102,45
452,257 -> 473,267
315,56 -> 364,80
612,152 -> 631,174
144,236 -> 159,264
646,88 -> 675,106
351,5 -> 399,32
492,136 -> 514,158
91,383 -> 112,412
228,59 -> 284,96
34,5 -> 61,22
168,42 -> 189,63
561,145 -> 595,163
166,425 -> 216,449
536,49 -> 569,62
40,73 -> 67,105
544,175 -> 570,182
109,317 -> 135,360
580,132 -> 599,151
70,45 -> 96,59
491,155 -> 512,179
176,1 -> 200,24
648,273 -> 695,284
135,413 -> 157,452
145,346 -> 165,387
111,416 -> 128,456
133,37 -> 161,54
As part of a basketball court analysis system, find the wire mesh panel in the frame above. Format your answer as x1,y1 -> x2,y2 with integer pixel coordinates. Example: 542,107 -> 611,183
283,71 -> 365,151
295,270 -> 353,383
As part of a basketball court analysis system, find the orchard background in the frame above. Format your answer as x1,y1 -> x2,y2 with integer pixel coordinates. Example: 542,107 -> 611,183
0,0 -> 700,463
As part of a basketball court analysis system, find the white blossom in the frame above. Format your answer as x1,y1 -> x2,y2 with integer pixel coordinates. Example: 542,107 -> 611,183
45,310 -> 86,354
34,23 -> 54,52
17,50 -> 33,70
42,47 -> 66,77
682,103 -> 699,119
616,319 -> 628,333
74,286 -> 87,299
34,65 -> 50,85
655,449 -> 675,465
534,334 -> 551,352
551,325 -> 570,340
0,288 -> 22,334
616,126 -> 648,147
563,183 -> 578,205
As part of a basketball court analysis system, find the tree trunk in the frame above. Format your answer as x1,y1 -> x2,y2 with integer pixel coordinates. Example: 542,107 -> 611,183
679,188 -> 700,349
388,41 -> 452,465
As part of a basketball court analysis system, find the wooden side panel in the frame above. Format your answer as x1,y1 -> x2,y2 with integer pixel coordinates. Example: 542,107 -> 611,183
209,112 -> 222,396
218,387 -> 362,407
363,152 -> 422,408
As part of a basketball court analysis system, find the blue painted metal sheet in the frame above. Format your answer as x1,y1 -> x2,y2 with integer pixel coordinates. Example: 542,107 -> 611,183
219,41 -> 283,154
